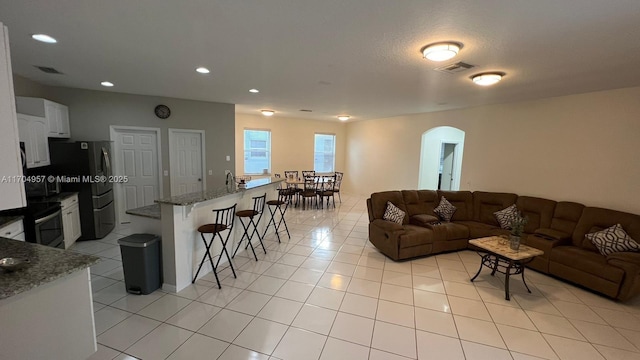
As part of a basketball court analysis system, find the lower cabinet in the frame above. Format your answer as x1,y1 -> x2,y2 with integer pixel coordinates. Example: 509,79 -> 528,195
0,218 -> 25,241
61,194 -> 81,249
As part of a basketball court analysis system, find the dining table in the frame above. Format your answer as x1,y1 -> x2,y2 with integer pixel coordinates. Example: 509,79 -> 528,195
284,176 -> 334,208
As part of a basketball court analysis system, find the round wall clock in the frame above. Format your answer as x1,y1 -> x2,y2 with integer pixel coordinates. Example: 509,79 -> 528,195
154,104 -> 171,119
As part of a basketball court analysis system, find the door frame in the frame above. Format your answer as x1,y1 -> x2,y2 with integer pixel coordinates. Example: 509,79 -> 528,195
439,141 -> 458,190
109,125 -> 163,225
168,128 -> 206,196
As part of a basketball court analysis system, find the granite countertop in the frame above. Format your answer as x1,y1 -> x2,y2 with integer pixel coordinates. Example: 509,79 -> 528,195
0,238 -> 99,300
46,192 -> 79,203
156,177 -> 284,206
0,215 -> 23,228
126,204 -> 161,219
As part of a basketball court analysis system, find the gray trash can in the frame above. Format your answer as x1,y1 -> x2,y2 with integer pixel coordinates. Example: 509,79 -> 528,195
118,234 -> 162,295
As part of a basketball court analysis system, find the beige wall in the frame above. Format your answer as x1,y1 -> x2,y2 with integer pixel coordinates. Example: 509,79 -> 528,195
345,86 -> 640,214
235,113 -> 346,177
13,75 -> 235,197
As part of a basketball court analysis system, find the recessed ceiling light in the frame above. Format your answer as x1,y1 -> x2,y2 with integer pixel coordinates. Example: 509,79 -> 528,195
337,115 -> 350,121
261,109 -> 275,116
100,81 -> 114,87
195,67 -> 210,74
422,42 -> 461,62
249,89 -> 260,93
31,34 -> 57,44
472,73 -> 503,86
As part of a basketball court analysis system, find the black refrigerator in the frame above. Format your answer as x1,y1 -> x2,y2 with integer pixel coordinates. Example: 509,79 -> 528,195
49,141 -> 115,240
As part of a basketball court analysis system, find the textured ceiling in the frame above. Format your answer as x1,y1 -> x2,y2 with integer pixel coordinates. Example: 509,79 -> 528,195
1,0 -> 639,121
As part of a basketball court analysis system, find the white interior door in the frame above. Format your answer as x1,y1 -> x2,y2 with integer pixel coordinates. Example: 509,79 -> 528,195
440,143 -> 456,191
112,128 -> 161,224
169,129 -> 205,196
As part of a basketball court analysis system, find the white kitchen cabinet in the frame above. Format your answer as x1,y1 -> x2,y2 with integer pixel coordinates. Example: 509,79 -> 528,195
16,96 -> 70,138
0,218 -> 25,241
17,113 -> 50,168
0,23 -> 27,211
61,194 -> 81,249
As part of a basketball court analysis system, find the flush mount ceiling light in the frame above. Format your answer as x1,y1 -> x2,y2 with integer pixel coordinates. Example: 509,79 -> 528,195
337,115 -> 350,121
100,81 -> 114,87
249,88 -> 260,93
471,72 -> 504,86
31,34 -> 57,44
261,109 -> 275,116
195,67 -> 210,74
422,42 -> 461,62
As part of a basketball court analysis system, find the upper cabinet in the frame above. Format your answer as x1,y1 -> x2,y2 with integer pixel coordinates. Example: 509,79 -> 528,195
17,113 -> 50,168
16,97 -> 70,138
0,23 -> 27,210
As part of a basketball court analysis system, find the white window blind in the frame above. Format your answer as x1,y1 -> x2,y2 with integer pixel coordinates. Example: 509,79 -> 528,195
314,133 -> 336,173
244,129 -> 271,174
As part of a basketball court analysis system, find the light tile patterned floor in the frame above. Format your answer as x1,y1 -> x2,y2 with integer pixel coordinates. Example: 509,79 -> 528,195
74,194 -> 640,360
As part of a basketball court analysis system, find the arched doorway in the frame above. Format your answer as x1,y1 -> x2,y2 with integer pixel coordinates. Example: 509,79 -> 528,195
418,126 -> 465,190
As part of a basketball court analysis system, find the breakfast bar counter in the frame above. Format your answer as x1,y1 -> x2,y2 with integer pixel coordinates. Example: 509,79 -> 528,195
155,177 -> 283,292
0,238 -> 100,360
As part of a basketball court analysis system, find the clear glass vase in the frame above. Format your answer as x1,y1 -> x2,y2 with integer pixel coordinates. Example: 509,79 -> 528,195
510,235 -> 521,250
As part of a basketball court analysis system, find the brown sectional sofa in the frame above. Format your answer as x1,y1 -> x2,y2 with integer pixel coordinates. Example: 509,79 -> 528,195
366,190 -> 640,301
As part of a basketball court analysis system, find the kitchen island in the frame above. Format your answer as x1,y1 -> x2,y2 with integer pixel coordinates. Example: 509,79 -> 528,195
0,237 -> 99,360
156,177 -> 283,292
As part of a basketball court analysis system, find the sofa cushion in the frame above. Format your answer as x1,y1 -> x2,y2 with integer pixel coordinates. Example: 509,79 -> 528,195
455,221 -> 497,238
402,190 -> 438,217
383,201 -> 406,225
472,191 -> 518,226
573,207 -> 640,249
410,214 -> 440,227
550,202 -> 585,237
494,204 -> 519,229
585,224 -> 640,256
370,191 -> 409,225
398,225 -> 434,249
434,197 -> 457,222
516,196 -> 557,233
437,191 -> 473,221
430,222 -> 469,241
550,246 -> 624,283
534,228 -> 572,241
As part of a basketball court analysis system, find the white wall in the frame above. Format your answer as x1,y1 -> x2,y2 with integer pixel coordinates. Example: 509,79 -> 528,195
345,86 -> 640,214
235,113 -> 346,177
419,126 -> 465,190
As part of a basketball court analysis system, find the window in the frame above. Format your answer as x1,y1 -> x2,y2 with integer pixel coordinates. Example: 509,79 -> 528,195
244,129 -> 271,174
314,133 -> 336,173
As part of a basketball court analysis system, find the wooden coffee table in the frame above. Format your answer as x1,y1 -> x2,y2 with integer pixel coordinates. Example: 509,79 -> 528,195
469,236 -> 544,300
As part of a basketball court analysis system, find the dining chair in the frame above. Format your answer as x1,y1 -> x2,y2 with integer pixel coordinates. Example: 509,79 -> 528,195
333,171 -> 343,202
300,176 -> 319,210
316,175 -> 336,209
301,170 -> 315,178
284,170 -> 299,180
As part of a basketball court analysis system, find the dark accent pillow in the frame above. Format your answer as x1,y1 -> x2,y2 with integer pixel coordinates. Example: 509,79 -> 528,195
434,196 -> 456,222
383,201 -> 405,225
494,204 -> 519,229
585,224 -> 640,256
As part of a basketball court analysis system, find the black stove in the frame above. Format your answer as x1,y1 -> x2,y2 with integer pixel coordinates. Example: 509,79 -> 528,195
3,200 -> 64,248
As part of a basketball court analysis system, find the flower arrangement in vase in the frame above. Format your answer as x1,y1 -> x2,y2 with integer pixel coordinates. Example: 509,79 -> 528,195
509,215 -> 528,250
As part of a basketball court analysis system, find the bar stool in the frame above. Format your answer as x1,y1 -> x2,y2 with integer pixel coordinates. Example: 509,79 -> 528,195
192,203 -> 238,289
232,193 -> 267,261
262,192 -> 291,243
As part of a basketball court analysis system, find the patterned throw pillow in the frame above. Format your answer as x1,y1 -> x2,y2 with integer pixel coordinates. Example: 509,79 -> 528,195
434,196 -> 457,222
586,224 -> 640,256
383,201 -> 405,224
494,204 -> 519,229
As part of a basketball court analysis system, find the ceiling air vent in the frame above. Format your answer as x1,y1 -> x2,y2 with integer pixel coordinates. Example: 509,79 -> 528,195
299,109 -> 313,112
434,62 -> 475,75
34,66 -> 63,74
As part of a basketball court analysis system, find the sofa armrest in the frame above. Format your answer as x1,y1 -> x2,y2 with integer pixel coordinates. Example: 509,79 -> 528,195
534,228 -> 572,244
606,252 -> 640,301
607,252 -> 640,267
371,218 -> 405,232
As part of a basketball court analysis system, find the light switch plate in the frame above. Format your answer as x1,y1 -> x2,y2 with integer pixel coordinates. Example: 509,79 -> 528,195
208,170 -> 212,175
226,155 -> 230,161
163,170 -> 168,176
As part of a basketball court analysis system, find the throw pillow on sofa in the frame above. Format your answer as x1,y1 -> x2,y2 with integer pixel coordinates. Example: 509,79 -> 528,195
383,201 -> 405,224
494,204 -> 519,229
586,223 -> 640,256
434,196 -> 456,222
